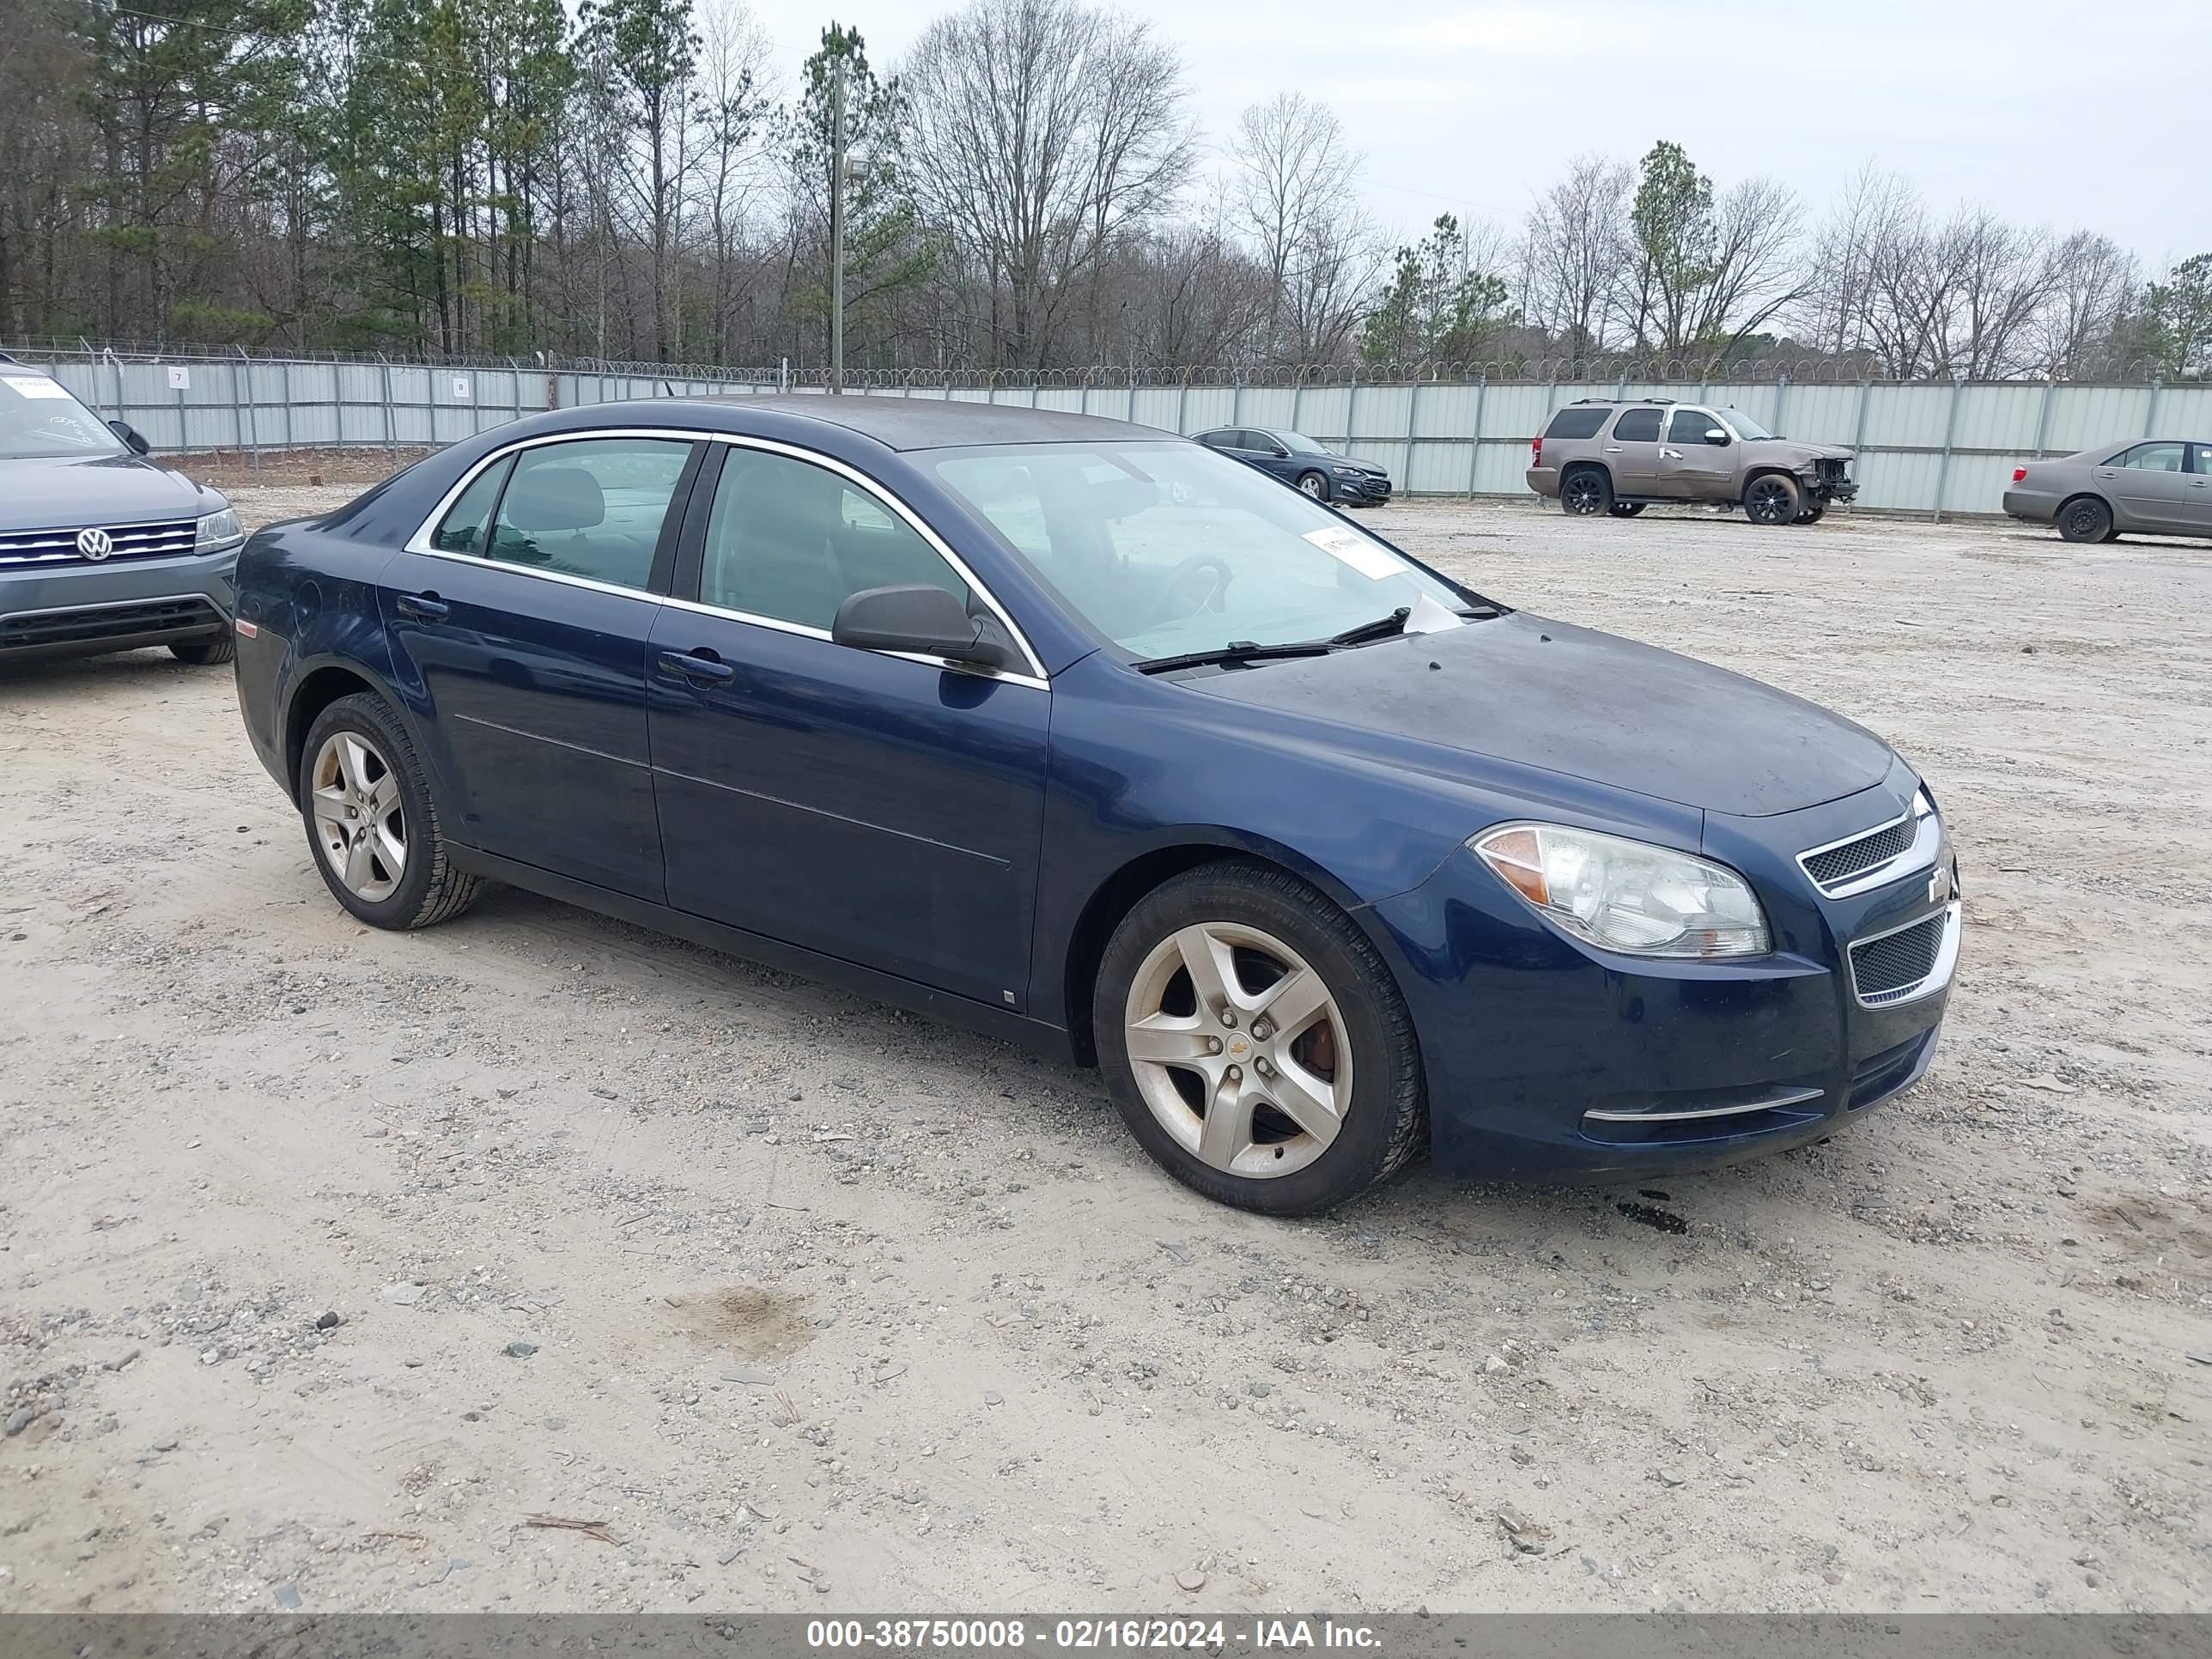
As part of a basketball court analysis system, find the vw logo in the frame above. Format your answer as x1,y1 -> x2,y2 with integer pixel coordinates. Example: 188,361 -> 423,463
76,527 -> 114,562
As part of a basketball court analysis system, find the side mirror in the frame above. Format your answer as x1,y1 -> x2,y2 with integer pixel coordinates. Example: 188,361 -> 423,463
109,419 -> 151,456
1704,428 -> 1730,447
832,584 -> 1010,671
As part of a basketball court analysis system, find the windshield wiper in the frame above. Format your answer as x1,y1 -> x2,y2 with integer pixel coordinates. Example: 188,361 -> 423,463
1324,606 -> 1411,647
1130,639 -> 1335,675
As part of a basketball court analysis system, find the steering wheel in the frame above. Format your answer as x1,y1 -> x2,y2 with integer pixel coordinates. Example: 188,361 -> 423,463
1145,553 -> 1236,626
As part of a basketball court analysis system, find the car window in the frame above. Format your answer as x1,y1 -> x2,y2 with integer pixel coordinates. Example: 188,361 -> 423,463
2191,442 -> 2212,474
931,441 -> 1467,662
1613,408 -> 1662,443
0,370 -> 126,459
699,446 -> 969,632
1199,430 -> 1235,450
1664,409 -> 1716,444
2120,441 -> 2185,472
1543,407 -> 1610,441
431,456 -> 514,554
483,438 -> 692,590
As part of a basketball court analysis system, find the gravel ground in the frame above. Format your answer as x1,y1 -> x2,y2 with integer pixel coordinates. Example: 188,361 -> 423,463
2,486 -> 2208,1615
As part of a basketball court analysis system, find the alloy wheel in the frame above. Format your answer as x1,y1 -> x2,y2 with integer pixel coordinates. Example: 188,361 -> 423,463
309,732 -> 407,902
1121,921 -> 1353,1179
1562,473 -> 1604,514
1745,477 -> 1796,525
1298,473 -> 1327,499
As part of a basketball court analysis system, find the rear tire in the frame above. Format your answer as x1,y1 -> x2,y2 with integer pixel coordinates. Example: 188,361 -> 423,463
298,691 -> 484,931
2057,496 -> 2112,544
1094,860 -> 1425,1216
170,633 -> 235,665
1743,473 -> 1802,526
1607,501 -> 1646,518
1561,467 -> 1613,516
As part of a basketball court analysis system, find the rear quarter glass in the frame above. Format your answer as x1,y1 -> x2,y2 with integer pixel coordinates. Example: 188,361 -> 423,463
1544,407 -> 1610,441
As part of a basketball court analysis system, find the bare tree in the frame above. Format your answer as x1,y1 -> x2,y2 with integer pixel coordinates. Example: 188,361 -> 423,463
902,0 -> 1192,368
2033,230 -> 2136,378
1520,154 -> 1629,362
1227,92 -> 1376,362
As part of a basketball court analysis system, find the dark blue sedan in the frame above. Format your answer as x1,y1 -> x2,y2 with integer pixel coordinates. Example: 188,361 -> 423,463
1194,427 -> 1393,505
231,398 -> 1959,1214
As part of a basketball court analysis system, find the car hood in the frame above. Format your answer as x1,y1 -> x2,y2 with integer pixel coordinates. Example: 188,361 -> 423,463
1746,439 -> 1852,465
0,452 -> 226,529
1182,611 -> 1895,817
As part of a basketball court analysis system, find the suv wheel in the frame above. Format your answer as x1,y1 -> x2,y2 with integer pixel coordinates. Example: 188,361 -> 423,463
1743,473 -> 1802,526
2058,496 -> 2113,544
1793,501 -> 1826,525
298,691 -> 485,931
1094,860 -> 1426,1216
1607,501 -> 1646,519
1561,468 -> 1613,516
170,633 -> 236,665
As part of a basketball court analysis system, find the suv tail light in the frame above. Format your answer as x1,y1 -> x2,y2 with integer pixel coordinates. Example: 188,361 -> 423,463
2011,465 -> 2027,483
1531,435 -> 1543,467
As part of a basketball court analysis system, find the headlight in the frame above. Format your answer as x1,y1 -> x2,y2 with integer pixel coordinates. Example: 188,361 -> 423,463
1470,822 -> 1771,958
195,507 -> 243,549
1332,465 -> 1363,477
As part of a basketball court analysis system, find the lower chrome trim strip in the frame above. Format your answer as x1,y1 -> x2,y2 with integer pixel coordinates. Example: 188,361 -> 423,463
1585,1086 -> 1825,1124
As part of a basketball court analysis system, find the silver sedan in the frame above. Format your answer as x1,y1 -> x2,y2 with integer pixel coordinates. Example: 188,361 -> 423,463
2003,438 -> 2212,543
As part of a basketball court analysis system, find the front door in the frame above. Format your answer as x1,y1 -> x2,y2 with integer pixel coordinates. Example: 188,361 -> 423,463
380,434 -> 702,901
1605,406 -> 1666,495
647,442 -> 1050,1011
1658,407 -> 1735,499
2185,442 -> 2212,532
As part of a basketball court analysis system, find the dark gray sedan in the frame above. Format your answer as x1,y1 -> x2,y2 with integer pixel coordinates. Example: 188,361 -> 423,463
0,359 -> 243,664
1194,427 -> 1393,506
2003,438 -> 2212,543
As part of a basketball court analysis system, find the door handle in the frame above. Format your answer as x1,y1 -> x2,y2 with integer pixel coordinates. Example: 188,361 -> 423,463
394,592 -> 448,620
658,648 -> 735,685
1659,447 -> 1682,459
1602,445 -> 1624,453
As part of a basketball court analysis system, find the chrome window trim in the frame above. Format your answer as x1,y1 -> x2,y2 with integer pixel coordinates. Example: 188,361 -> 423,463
1845,901 -> 1962,1010
401,425 -> 1049,687
1797,789 -> 1942,899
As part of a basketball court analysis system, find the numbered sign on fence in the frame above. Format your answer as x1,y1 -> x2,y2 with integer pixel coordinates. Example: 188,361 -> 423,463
166,366 -> 191,390
451,376 -> 471,401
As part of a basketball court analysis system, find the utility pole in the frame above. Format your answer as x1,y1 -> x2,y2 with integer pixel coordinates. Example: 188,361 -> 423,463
829,52 -> 848,395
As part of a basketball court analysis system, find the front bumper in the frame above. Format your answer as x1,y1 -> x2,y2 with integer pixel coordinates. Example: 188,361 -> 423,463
1333,472 -> 1393,505
0,546 -> 239,661
1367,769 -> 1957,1182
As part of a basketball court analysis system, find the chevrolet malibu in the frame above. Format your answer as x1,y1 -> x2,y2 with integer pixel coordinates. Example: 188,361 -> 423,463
232,398 -> 1960,1214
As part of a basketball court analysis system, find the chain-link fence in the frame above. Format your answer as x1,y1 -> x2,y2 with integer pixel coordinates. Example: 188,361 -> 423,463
6,339 -> 2205,519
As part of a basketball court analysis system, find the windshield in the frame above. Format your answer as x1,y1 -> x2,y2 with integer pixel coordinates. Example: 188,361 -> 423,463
1722,410 -> 1778,441
0,370 -> 125,460
928,441 -> 1472,662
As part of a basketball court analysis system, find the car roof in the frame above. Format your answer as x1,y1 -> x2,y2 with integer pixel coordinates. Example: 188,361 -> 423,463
680,394 -> 1168,453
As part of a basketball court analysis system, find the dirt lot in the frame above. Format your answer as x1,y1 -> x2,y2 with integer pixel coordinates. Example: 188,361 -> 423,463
2,485 -> 2209,1616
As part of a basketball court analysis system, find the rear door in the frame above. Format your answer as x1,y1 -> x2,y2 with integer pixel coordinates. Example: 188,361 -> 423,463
1605,406 -> 1665,496
1658,407 -> 1734,499
2099,441 -> 2192,532
647,441 -> 1051,1009
2187,442 -> 2212,532
383,433 -> 702,900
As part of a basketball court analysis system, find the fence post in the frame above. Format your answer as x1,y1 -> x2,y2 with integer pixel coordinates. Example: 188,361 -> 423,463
1931,374 -> 1965,524
280,358 -> 295,453
1289,377 -> 1304,440
1772,372 -> 1789,438
1346,371 -> 1359,456
2033,374 -> 2057,458
2143,375 -> 2164,439
380,359 -> 395,450
1405,380 -> 1421,494
1468,368 -> 1488,498
1231,377 -> 1244,430
1176,377 -> 1189,434
1850,378 -> 1873,458
175,375 -> 189,454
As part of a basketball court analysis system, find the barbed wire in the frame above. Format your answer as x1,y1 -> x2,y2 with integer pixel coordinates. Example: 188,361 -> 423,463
2,336 -> 2189,388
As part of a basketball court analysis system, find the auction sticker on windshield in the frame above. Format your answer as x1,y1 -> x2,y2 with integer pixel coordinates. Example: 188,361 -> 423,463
1303,524 -> 1402,581
2,374 -> 72,399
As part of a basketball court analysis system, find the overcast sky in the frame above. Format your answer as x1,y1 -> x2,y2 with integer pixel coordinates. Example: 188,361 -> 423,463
751,0 -> 2209,270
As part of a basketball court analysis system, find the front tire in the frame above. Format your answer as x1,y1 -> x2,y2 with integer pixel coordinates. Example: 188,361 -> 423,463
298,691 -> 484,931
1296,471 -> 1330,502
2058,496 -> 2113,544
1793,501 -> 1826,525
1561,467 -> 1613,516
1743,473 -> 1802,526
170,633 -> 235,665
1094,860 -> 1425,1216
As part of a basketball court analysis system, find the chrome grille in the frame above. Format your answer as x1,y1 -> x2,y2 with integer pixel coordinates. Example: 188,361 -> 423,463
1849,913 -> 1947,1005
1803,817 -> 1914,888
0,519 -> 199,568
